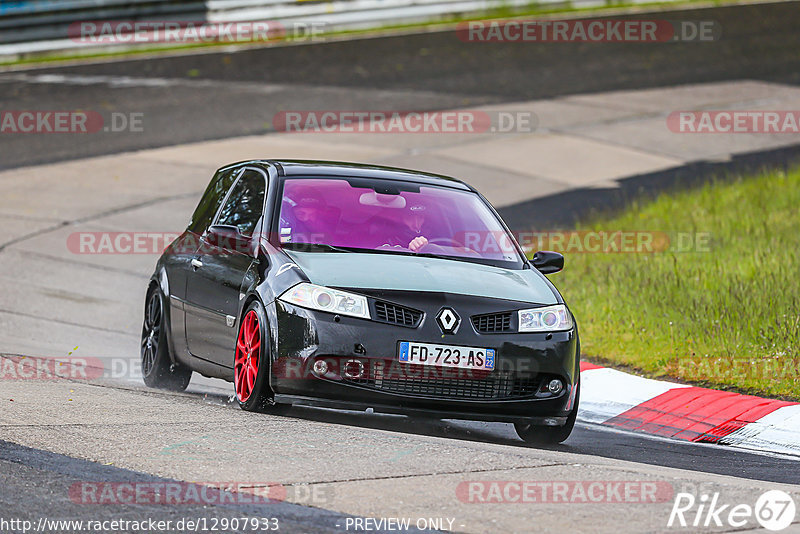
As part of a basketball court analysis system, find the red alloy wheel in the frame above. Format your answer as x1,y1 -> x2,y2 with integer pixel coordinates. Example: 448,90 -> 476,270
234,310 -> 261,402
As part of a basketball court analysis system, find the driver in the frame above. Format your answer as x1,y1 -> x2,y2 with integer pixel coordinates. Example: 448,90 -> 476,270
292,188 -> 330,243
389,202 -> 429,252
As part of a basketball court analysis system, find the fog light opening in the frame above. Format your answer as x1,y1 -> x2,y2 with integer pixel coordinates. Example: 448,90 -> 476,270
312,360 -> 328,376
548,379 -> 564,395
343,359 -> 365,379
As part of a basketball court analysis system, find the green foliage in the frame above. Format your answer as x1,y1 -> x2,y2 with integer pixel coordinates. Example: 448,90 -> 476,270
551,168 -> 800,398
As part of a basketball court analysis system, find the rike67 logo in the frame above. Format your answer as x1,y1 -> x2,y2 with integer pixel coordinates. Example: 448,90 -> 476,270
668,490 -> 796,531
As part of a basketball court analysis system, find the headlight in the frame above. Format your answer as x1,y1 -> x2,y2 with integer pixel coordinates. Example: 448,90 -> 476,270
278,283 -> 370,319
518,304 -> 573,332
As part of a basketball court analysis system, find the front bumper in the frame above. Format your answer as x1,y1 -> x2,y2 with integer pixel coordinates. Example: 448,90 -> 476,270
269,291 -> 579,423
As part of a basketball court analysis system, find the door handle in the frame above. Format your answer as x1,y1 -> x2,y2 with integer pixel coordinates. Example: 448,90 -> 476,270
191,259 -> 203,270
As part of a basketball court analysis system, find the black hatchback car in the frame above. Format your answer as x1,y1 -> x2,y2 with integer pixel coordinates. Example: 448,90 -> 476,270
141,160 -> 580,443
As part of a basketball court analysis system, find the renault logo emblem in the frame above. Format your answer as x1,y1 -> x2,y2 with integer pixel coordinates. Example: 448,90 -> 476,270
436,308 -> 460,334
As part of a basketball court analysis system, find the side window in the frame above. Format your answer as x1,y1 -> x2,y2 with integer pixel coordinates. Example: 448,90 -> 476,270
215,170 -> 267,237
188,168 -> 239,234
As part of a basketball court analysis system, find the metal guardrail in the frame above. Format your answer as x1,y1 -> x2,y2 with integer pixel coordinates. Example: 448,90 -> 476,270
206,0 -> 543,28
0,0 -> 172,16
0,1 -> 207,43
0,0 -> 675,54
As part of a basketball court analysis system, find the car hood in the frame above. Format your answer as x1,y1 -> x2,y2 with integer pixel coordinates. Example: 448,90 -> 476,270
285,251 -> 558,305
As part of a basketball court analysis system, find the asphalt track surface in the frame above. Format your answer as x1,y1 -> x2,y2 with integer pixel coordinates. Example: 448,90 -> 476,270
1,2 -> 800,532
2,374 -> 799,532
2,1 -> 800,171
0,440 -> 362,533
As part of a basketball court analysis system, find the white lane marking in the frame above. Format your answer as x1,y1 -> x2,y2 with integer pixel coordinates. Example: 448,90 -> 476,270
578,367 -> 689,424
0,73 -> 286,93
34,74 -> 172,87
0,73 -> 171,87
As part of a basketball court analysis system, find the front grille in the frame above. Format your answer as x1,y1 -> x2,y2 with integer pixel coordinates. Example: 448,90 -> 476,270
374,301 -> 422,328
346,361 -> 539,400
472,312 -> 513,333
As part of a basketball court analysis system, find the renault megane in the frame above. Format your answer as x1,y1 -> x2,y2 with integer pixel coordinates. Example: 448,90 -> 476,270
140,160 -> 580,443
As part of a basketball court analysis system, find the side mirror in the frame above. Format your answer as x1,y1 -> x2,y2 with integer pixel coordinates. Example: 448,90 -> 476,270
532,250 -> 564,274
207,224 -> 253,254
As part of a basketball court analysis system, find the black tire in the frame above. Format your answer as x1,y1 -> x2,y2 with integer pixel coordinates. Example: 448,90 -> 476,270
234,300 -> 275,412
514,381 -> 580,445
141,287 -> 192,391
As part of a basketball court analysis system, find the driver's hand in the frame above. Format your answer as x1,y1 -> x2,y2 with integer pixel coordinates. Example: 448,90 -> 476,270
408,236 -> 428,252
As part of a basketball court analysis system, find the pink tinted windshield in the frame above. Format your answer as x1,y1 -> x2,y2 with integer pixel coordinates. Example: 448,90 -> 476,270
278,178 -> 521,263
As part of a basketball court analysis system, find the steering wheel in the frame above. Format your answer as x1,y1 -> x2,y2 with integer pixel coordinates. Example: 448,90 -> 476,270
377,243 -> 411,251
420,237 -> 482,256
425,237 -> 464,248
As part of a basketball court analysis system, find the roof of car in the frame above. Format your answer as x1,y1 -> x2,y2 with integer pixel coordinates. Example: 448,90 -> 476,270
248,160 -> 473,191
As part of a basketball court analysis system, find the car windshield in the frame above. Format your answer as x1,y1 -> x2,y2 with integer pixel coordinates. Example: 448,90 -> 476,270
277,177 -> 523,267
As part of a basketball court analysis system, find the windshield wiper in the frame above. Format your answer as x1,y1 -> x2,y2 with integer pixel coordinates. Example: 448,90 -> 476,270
282,242 -> 353,253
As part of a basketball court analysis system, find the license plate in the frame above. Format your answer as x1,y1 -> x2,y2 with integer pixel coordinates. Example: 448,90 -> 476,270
398,341 -> 495,371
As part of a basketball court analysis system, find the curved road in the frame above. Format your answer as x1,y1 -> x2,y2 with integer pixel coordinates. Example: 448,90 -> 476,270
1,2 -> 799,532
